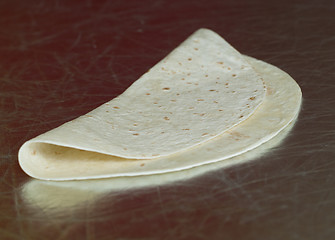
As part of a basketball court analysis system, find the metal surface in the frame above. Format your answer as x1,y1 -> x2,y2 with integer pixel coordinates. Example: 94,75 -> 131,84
1,0 -> 334,239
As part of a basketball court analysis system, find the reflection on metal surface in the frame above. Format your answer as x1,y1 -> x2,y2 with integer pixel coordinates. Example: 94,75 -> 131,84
21,116 -> 297,214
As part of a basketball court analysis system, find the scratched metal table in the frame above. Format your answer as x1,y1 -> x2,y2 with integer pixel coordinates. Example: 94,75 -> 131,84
1,0 -> 335,239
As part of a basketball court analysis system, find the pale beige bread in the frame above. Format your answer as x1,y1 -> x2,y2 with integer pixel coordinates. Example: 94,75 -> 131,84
18,53 -> 302,180
19,28 -> 265,162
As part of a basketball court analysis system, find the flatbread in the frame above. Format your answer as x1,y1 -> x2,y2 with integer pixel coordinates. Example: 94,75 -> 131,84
18,29 -> 301,180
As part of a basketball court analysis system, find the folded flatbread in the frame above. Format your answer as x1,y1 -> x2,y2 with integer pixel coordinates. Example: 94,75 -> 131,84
18,29 -> 302,180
